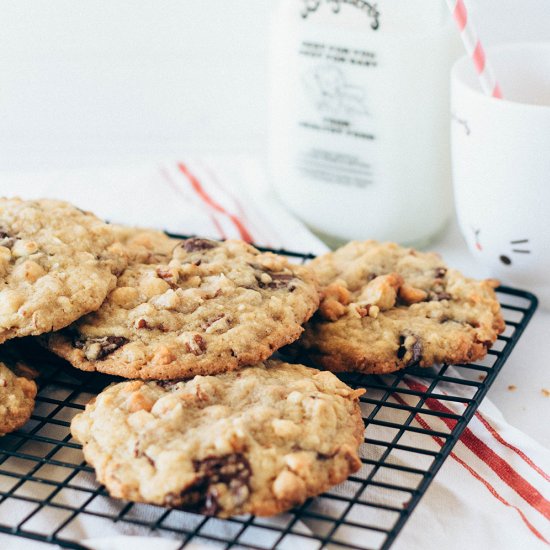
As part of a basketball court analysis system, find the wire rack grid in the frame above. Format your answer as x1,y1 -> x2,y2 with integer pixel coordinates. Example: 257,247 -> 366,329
0,243 -> 538,550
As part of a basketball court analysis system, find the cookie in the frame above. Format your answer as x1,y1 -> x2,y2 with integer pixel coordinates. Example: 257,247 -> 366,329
45,238 -> 320,379
0,198 -> 127,343
0,353 -> 38,436
70,359 -> 365,517
107,225 -> 180,264
295,241 -> 505,374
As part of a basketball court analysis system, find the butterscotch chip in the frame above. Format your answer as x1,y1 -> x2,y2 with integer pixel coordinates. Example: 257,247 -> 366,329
70,360 -> 365,517
294,241 -> 505,375
0,198 -> 127,343
44,238 -> 319,379
399,283 -> 429,305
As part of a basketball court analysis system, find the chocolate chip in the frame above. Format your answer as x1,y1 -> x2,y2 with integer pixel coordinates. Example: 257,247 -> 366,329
193,453 -> 251,515
259,273 -> 294,290
435,267 -> 447,279
317,450 -> 338,460
182,238 -> 219,252
74,335 -> 128,360
397,334 -> 422,366
0,229 -> 16,249
164,453 -> 252,515
136,319 -> 149,329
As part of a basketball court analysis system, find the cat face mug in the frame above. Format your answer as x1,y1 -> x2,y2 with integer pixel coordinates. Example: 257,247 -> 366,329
451,42 -> 550,308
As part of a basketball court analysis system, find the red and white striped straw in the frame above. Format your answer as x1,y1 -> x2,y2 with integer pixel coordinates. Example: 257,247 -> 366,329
446,0 -> 503,99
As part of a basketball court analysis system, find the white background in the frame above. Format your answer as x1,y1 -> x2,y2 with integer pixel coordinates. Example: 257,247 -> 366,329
0,0 -> 549,170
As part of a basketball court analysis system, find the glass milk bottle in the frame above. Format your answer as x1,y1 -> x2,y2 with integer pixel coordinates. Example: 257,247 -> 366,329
268,0 -> 458,247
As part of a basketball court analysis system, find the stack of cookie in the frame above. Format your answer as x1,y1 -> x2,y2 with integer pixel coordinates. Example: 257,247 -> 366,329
0,197 -> 504,518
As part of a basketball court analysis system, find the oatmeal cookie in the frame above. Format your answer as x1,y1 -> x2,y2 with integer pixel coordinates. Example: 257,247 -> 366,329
107,225 -> 180,264
70,360 -> 365,517
0,353 -> 38,436
0,198 -> 127,343
45,238 -> 319,379
295,241 -> 504,374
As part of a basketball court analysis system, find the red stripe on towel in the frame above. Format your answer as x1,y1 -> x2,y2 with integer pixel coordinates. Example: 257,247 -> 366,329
404,379 -> 550,520
392,391 -> 549,543
474,411 -> 550,482
178,162 -> 254,242
159,166 -> 226,239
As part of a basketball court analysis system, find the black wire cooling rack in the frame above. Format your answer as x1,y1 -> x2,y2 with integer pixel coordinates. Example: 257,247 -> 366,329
0,242 -> 538,550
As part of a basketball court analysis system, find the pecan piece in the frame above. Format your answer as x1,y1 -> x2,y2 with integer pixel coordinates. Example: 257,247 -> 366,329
202,313 -> 225,330
185,334 -> 207,356
156,267 -> 179,287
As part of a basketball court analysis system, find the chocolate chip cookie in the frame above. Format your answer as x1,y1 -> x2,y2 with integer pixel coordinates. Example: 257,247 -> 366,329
70,360 -> 365,517
0,354 -> 38,436
0,198 -> 127,343
108,225 -> 180,264
45,238 -> 319,379
295,241 -> 505,374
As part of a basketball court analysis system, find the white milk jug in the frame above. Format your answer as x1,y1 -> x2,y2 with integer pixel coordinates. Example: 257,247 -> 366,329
268,0 -> 458,247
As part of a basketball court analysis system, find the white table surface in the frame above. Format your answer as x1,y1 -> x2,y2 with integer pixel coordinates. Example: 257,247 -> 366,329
432,218 -> 549,448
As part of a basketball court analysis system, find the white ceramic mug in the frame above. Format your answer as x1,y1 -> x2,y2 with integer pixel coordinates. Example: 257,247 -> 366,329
451,42 -> 550,308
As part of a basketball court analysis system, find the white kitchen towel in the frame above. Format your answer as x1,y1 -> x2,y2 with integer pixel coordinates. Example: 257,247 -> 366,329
0,157 -> 548,550
0,155 -> 327,255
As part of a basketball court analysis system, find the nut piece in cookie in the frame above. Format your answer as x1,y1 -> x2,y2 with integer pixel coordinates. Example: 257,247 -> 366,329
44,238 -> 320,380
70,360 -> 365,517
295,241 -> 505,374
